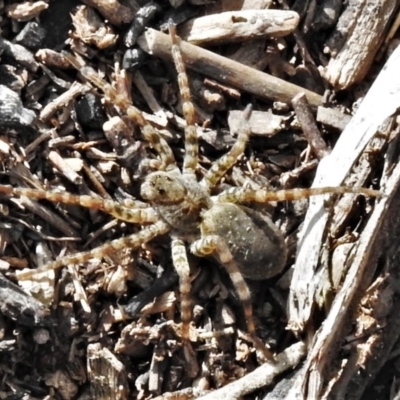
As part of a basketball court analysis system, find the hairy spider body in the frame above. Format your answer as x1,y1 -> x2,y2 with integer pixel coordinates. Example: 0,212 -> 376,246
0,24 -> 382,373
142,169 -> 288,279
201,203 -> 287,280
141,170 -> 210,234
139,166 -> 288,362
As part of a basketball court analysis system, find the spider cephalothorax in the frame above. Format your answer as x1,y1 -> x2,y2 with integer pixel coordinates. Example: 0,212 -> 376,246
141,171 -> 210,232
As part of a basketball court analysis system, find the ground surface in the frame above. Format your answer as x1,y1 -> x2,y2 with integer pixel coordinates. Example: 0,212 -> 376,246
0,1 -> 400,399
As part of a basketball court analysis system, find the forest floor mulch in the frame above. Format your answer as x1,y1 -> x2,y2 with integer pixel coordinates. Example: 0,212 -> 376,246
1,1 -> 400,399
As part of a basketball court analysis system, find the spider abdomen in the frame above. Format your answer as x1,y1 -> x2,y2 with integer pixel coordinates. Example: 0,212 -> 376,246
200,203 -> 287,280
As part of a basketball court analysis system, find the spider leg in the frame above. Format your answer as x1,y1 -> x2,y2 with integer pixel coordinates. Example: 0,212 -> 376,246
141,124 -> 177,172
64,52 -> 176,171
191,235 -> 274,361
201,105 -> 252,189
171,238 -> 199,377
0,185 -> 159,224
171,238 -> 192,340
169,24 -> 198,176
16,220 -> 170,280
216,186 -> 382,204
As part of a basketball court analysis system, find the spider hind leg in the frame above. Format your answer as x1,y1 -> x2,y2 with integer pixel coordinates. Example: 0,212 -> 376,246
191,232 -> 275,361
171,238 -> 199,377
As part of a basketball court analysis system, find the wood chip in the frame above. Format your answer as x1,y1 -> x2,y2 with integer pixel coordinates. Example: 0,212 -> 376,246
138,29 -> 323,108
87,343 -> 128,400
322,0 -> 399,89
179,10 -> 300,45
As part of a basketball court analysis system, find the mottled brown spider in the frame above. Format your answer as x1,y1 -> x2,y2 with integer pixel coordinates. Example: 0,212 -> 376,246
0,25 -> 381,368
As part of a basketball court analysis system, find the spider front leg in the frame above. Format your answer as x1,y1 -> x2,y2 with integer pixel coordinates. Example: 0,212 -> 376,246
191,235 -> 274,361
0,185 -> 159,224
16,221 -> 170,280
169,24 -> 198,176
64,52 -> 177,172
169,24 -> 252,187
216,186 -> 383,204
171,238 -> 199,378
201,105 -> 252,189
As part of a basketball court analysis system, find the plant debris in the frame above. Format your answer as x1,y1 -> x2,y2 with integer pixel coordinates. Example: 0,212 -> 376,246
1,1 -> 400,399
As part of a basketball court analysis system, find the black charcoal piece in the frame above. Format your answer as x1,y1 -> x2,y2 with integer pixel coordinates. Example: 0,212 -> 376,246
291,65 -> 325,95
159,5 -> 198,31
0,274 -> 53,327
0,38 -> 39,72
15,21 -> 47,51
124,270 -> 178,317
170,0 -> 185,6
0,38 -> 5,56
190,0 -> 218,3
124,2 -> 163,47
40,0 -> 80,49
0,222 -> 24,244
292,0 -> 312,18
122,48 -> 146,70
0,65 -> 25,92
0,84 -> 37,131
75,93 -> 105,130
312,0 -> 342,31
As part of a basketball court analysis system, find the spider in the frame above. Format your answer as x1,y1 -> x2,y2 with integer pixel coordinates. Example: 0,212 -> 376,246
0,25 -> 381,370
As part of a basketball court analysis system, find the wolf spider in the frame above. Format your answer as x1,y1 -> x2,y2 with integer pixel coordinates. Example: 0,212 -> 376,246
0,25 -> 381,366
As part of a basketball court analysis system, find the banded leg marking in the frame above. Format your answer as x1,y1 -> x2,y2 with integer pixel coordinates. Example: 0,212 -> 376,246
64,52 -> 176,170
171,238 -> 192,342
17,221 -> 170,280
202,105 -> 252,188
191,235 -> 274,360
169,24 -> 198,175
217,186 -> 382,204
0,185 -> 158,224
171,238 -> 199,377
